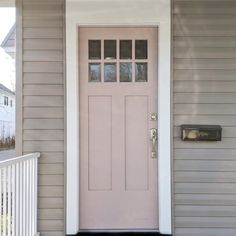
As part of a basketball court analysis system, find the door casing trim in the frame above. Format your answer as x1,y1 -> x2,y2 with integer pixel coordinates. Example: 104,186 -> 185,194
66,0 -> 171,234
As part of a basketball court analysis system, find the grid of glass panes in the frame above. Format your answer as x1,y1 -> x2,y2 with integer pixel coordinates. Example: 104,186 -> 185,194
88,39 -> 148,82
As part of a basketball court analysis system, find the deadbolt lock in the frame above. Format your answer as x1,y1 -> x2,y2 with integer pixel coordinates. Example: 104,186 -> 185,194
150,113 -> 157,121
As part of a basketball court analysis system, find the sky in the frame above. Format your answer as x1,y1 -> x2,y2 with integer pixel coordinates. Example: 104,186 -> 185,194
0,7 -> 15,91
0,8 -> 15,44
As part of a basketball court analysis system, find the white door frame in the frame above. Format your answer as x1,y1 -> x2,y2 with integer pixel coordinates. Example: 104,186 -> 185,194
66,0 -> 171,234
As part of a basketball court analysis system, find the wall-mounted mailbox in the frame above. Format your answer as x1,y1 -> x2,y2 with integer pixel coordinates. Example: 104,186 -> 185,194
181,125 -> 222,141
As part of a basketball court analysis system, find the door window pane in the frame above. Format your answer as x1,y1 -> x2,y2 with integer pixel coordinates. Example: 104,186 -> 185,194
135,40 -> 147,59
104,63 -> 116,82
120,63 -> 132,82
104,40 -> 116,59
89,63 -> 101,82
89,40 -> 101,59
120,40 -> 132,59
135,63 -> 147,82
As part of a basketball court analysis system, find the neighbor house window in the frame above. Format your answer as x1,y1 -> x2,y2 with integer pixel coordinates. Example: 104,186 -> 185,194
10,100 -> 13,107
4,96 -> 8,106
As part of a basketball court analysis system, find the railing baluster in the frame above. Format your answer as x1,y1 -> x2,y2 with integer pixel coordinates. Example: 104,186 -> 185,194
26,160 -> 29,236
15,163 -> 19,236
3,167 -> 7,236
29,159 -> 32,236
0,169 -> 2,236
34,157 -> 38,234
20,162 -> 23,236
32,158 -> 36,234
23,161 -> 26,236
7,166 -> 11,236
12,164 -> 15,236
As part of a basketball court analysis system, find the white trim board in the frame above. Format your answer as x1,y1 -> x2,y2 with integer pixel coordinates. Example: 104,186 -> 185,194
66,0 -> 171,234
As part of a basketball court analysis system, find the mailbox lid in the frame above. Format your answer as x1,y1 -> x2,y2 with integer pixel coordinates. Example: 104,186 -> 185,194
181,125 -> 222,141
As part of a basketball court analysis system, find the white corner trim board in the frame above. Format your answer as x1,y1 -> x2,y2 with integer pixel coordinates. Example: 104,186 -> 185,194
66,0 -> 171,234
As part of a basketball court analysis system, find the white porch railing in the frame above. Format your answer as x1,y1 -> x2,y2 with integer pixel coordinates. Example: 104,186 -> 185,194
0,152 -> 40,236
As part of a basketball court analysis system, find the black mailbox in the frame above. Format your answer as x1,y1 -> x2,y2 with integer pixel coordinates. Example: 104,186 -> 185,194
181,125 -> 222,141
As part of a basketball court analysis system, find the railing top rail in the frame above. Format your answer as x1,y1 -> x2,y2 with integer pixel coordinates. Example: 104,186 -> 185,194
0,152 -> 40,168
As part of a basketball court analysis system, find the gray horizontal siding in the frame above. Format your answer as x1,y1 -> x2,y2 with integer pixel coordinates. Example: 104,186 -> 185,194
24,96 -> 64,107
39,164 -> 64,175
23,107 -> 64,118
174,37 -> 236,48
175,160 -> 236,172
24,73 -> 64,84
24,39 -> 63,50
176,217 -> 236,228
174,47 -> 236,59
23,130 -> 64,140
174,59 -> 236,69
174,81 -> 236,92
174,70 -> 236,81
175,205 -> 236,216
23,28 -> 63,39
23,51 -> 63,61
39,220 -> 64,231
24,85 -> 64,95
38,209 -> 64,220
175,138 -> 236,149
173,0 -> 236,235
175,194 -> 236,205
174,149 -> 236,160
175,228 -> 236,236
175,183 -> 236,194
23,141 -> 64,152
174,93 -> 236,104
174,104 -> 236,115
39,197 -> 64,209
40,233 -> 64,236
23,62 -> 63,73
175,172 -> 236,183
174,115 -> 236,126
23,19 -> 64,28
20,0 -> 65,234
23,119 -> 64,130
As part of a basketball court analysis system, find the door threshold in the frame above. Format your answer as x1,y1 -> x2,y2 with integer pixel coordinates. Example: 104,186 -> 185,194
67,231 -> 171,236
79,230 -> 159,233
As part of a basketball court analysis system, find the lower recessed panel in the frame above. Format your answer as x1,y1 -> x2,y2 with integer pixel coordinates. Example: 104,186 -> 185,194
125,96 -> 149,190
88,96 -> 112,190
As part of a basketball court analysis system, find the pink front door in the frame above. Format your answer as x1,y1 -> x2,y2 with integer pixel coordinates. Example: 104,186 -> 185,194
79,27 -> 158,230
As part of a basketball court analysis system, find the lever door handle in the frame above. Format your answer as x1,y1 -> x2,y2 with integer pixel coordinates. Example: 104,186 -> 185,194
150,128 -> 157,159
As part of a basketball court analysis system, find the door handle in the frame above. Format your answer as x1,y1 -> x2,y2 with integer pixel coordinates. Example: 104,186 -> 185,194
150,128 -> 157,159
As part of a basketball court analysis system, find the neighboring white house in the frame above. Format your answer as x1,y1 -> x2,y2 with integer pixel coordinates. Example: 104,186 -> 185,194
1,23 -> 15,60
0,83 -> 15,140
0,28 -> 15,142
